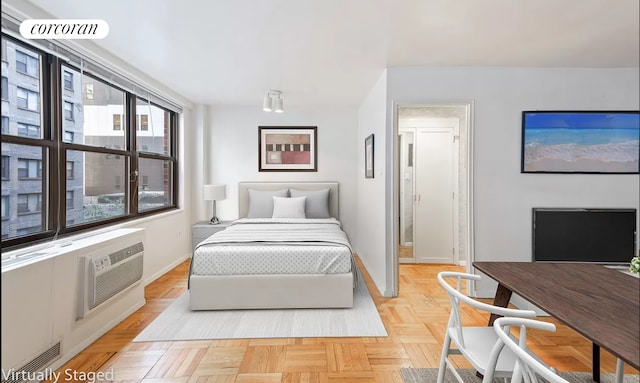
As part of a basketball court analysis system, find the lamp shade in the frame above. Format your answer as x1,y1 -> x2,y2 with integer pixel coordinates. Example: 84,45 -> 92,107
203,184 -> 226,201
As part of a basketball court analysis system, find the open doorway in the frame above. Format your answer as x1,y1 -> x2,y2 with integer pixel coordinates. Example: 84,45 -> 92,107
396,104 -> 471,266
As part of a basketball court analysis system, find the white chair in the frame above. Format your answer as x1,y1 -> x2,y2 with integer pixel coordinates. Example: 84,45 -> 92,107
437,272 -> 538,383
486,317 -> 568,383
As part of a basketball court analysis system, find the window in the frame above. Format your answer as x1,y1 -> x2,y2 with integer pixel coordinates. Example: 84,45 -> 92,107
66,191 -> 74,209
63,71 -> 73,90
16,123 -> 40,138
1,35 -> 179,249
17,193 -> 41,214
66,161 -> 74,179
1,156 -> 8,179
136,100 -> 171,155
64,101 -> 74,120
1,195 -> 8,219
64,131 -> 74,143
64,65 -> 126,149
113,114 -> 121,130
1,76 -> 7,100
17,87 -> 39,111
16,50 -> 39,77
18,158 -> 42,179
137,114 -> 149,131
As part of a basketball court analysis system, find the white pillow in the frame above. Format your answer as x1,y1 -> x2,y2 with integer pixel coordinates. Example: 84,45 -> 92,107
271,196 -> 306,219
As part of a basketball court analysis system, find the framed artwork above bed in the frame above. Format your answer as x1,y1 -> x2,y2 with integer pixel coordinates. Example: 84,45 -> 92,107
259,126 -> 318,172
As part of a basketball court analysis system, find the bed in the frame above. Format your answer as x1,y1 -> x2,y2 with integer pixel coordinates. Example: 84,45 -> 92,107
189,182 -> 354,310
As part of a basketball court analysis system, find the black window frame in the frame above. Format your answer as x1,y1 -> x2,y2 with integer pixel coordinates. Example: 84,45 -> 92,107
1,34 -> 180,251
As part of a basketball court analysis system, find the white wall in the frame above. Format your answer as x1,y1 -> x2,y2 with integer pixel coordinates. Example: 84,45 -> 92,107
204,106 -> 359,241
386,66 -> 640,297
357,70 -> 390,296
2,0 -> 197,370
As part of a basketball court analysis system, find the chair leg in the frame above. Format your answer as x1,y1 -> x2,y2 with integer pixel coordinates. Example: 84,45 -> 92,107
437,333 -> 451,383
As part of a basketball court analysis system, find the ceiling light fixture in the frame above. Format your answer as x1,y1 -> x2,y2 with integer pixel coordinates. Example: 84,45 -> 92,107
263,90 -> 284,113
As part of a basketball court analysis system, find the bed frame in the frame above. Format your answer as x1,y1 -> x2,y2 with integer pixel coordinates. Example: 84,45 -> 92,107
190,182 -> 354,310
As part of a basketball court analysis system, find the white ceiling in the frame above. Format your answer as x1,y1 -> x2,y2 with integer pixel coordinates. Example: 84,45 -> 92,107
20,0 -> 640,108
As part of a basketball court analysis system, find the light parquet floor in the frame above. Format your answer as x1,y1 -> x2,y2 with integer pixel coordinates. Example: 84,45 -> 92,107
46,257 -> 638,383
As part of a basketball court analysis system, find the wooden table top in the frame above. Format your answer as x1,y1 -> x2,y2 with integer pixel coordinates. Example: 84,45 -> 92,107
473,262 -> 640,369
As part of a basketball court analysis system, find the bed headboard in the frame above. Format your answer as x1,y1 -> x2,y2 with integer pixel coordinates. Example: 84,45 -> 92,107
238,182 -> 340,219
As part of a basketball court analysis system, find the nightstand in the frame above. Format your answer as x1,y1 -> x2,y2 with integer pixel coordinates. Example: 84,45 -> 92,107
191,220 -> 232,251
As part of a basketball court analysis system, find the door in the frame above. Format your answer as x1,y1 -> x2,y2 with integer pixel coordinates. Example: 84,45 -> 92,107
414,127 -> 455,264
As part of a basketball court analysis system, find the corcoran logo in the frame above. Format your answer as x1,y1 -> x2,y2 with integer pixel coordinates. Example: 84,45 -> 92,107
20,19 -> 109,39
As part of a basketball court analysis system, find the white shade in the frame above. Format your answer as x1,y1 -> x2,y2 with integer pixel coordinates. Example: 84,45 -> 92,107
273,96 -> 284,113
203,184 -> 226,201
262,95 -> 272,112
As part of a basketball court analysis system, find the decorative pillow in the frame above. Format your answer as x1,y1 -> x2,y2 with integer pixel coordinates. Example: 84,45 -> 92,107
272,196 -> 306,219
247,189 -> 289,218
289,188 -> 331,218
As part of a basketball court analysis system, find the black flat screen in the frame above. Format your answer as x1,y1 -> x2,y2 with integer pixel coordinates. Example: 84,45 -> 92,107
532,208 -> 637,264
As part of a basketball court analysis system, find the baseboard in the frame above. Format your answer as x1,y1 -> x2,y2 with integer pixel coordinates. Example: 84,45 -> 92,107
143,252 -> 191,286
47,298 -> 146,373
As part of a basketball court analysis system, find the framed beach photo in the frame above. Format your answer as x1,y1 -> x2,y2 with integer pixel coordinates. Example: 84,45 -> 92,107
365,134 -> 374,178
521,111 -> 640,174
259,126 -> 317,172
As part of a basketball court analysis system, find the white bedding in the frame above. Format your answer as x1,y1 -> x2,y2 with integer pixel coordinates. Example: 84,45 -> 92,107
190,218 -> 353,276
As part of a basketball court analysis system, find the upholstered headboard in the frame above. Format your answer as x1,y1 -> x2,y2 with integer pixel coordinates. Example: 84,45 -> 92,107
238,182 -> 340,219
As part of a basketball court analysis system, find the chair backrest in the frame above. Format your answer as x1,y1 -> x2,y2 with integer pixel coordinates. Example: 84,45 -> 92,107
489,317 -> 569,383
437,272 -> 536,349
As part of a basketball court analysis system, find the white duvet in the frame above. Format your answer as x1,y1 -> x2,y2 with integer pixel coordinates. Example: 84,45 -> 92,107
190,218 -> 353,276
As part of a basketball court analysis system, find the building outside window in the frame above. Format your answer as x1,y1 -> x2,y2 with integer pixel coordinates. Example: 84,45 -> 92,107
1,76 -> 7,100
17,87 -> 39,111
16,123 -> 40,138
1,195 -> 8,219
113,114 -> 121,130
64,101 -> 74,120
138,114 -> 148,131
1,116 -> 8,133
17,158 -> 42,179
64,131 -> 74,143
16,50 -> 39,77
66,191 -> 74,209
1,156 -> 8,179
17,193 -> 41,214
63,71 -> 73,90
66,161 -> 74,179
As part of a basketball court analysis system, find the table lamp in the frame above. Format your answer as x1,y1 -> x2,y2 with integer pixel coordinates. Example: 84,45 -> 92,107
203,184 -> 226,224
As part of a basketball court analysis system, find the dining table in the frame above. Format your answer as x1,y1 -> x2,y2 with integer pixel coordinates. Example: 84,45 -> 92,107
473,261 -> 640,382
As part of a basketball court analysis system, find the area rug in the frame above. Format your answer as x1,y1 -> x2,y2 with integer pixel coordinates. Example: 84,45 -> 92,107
400,368 -> 639,383
133,275 -> 387,342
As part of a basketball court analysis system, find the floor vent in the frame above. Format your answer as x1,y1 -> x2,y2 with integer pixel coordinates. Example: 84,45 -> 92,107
1,341 -> 61,383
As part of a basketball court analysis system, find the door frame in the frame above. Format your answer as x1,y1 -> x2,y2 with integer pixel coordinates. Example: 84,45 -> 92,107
391,102 -> 475,295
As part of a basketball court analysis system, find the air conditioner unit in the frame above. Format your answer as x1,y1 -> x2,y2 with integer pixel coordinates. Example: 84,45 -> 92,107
77,241 -> 144,320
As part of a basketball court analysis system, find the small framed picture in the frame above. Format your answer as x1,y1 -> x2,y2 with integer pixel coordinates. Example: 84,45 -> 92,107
365,134 -> 374,178
258,126 -> 318,172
